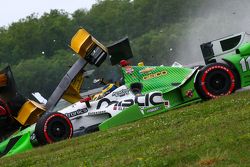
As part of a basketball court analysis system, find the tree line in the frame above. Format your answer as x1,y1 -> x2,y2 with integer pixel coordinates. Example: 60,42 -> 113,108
0,0 -> 202,98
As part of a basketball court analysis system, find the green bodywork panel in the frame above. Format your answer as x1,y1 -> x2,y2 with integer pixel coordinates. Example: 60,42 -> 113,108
99,104 -> 167,130
237,42 -> 250,56
222,43 -> 250,87
99,103 -> 167,131
122,65 -> 201,107
164,73 -> 201,107
143,103 -> 167,118
122,66 -> 194,94
99,104 -> 143,130
99,67 -> 201,130
0,125 -> 34,157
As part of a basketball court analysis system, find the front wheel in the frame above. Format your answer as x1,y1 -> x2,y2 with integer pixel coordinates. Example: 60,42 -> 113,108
195,63 -> 237,100
35,112 -> 73,145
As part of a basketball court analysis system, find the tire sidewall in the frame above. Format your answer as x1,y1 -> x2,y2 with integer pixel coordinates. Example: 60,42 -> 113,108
195,63 -> 236,99
35,112 -> 73,145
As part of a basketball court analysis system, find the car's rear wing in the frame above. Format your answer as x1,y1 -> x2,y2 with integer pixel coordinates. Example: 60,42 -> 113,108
107,37 -> 133,65
70,28 -> 133,66
200,32 -> 250,64
70,28 -> 108,67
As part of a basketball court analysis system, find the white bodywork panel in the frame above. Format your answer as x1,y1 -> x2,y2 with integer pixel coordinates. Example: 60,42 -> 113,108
212,32 -> 250,57
57,85 -> 166,133
32,92 -> 47,104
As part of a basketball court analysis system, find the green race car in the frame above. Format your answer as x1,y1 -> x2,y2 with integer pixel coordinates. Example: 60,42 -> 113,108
1,29 -> 250,157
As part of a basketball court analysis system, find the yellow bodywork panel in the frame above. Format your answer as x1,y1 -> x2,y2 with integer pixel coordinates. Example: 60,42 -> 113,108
62,71 -> 84,104
15,100 -> 46,126
70,28 -> 107,58
92,92 -> 103,101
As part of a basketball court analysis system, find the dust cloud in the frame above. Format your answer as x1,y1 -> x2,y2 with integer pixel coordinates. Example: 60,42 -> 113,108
174,0 -> 250,66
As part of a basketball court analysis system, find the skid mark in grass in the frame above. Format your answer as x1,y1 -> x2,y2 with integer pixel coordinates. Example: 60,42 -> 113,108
197,149 -> 227,167
198,157 -> 223,166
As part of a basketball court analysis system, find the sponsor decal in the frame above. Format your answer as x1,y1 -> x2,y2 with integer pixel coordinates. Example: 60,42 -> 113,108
143,71 -> 167,80
65,108 -> 88,118
185,89 -> 193,98
164,101 -> 170,108
97,92 -> 163,110
125,66 -> 134,74
88,110 -> 106,116
139,67 -> 155,74
112,89 -> 130,97
146,106 -> 161,113
112,106 -> 126,111
30,133 -> 38,144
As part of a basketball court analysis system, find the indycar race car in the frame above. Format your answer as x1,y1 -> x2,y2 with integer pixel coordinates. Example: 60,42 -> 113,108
2,28 -> 250,157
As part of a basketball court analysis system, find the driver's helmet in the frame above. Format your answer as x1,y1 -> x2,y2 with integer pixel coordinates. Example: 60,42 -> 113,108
101,84 -> 117,96
120,60 -> 129,67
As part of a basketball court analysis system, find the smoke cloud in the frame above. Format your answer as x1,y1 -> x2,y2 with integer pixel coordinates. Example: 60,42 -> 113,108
175,0 -> 250,65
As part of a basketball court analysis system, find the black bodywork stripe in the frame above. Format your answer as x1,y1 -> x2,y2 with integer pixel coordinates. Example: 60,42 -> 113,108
0,136 -> 21,157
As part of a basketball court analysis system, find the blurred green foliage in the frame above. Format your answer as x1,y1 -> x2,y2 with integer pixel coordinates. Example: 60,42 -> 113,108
0,0 -> 201,97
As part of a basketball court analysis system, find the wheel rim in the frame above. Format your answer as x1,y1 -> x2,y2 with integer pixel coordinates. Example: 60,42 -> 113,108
44,114 -> 73,143
205,70 -> 231,95
209,73 -> 226,91
49,120 -> 67,140
200,65 -> 235,98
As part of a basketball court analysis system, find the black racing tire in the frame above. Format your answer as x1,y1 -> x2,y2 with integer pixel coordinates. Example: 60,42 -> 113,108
195,63 -> 236,100
35,112 -> 73,145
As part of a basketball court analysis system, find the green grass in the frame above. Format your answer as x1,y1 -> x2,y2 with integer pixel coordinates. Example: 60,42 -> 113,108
1,91 -> 250,167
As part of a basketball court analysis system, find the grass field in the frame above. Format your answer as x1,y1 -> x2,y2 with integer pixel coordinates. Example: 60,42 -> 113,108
0,91 -> 249,167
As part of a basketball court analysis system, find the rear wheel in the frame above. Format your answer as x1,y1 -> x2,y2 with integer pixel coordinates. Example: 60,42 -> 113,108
195,63 -> 236,99
35,112 -> 73,145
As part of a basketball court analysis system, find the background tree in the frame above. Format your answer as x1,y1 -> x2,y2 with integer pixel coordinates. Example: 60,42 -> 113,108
0,0 -> 203,97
